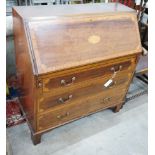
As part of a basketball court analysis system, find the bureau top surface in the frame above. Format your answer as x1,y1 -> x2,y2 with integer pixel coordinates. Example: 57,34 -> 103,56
13,3 -> 135,19
13,3 -> 142,75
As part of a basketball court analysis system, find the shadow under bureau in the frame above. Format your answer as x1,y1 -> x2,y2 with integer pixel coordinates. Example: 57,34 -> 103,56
13,3 -> 142,145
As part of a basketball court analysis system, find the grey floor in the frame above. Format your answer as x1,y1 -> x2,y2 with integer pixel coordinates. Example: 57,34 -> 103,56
7,78 -> 148,155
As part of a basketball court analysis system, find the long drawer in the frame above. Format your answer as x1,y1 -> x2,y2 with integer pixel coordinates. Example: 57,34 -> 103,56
37,88 -> 126,131
38,71 -> 131,113
42,57 -> 135,94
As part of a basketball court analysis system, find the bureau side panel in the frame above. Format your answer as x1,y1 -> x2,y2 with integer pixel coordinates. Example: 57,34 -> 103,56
13,9 -> 37,132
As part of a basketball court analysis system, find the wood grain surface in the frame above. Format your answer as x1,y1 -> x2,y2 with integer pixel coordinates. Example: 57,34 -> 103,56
27,13 -> 141,74
13,4 -> 141,144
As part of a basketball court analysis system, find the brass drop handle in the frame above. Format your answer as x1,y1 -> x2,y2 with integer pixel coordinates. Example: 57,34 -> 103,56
61,77 -> 76,86
111,65 -> 122,73
58,95 -> 73,103
102,97 -> 112,103
57,112 -> 70,119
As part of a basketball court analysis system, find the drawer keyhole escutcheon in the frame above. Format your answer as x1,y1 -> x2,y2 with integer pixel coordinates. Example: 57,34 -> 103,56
58,95 -> 73,103
61,77 -> 76,86
57,112 -> 70,119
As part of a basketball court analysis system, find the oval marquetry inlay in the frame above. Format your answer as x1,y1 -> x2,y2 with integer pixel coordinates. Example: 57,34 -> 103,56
88,35 -> 101,44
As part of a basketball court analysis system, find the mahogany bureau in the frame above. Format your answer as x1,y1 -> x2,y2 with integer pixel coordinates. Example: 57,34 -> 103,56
13,3 -> 142,145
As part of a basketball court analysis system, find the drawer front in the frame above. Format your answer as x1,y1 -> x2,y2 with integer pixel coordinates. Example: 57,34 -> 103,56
42,58 -> 134,93
38,72 -> 131,113
37,89 -> 125,131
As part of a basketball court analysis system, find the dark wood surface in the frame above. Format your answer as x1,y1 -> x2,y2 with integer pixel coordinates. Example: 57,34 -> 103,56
13,3 -> 141,75
27,13 -> 141,74
42,59 -> 132,93
13,4 -> 141,145
13,9 -> 37,132
38,88 -> 126,131
39,72 -> 131,113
